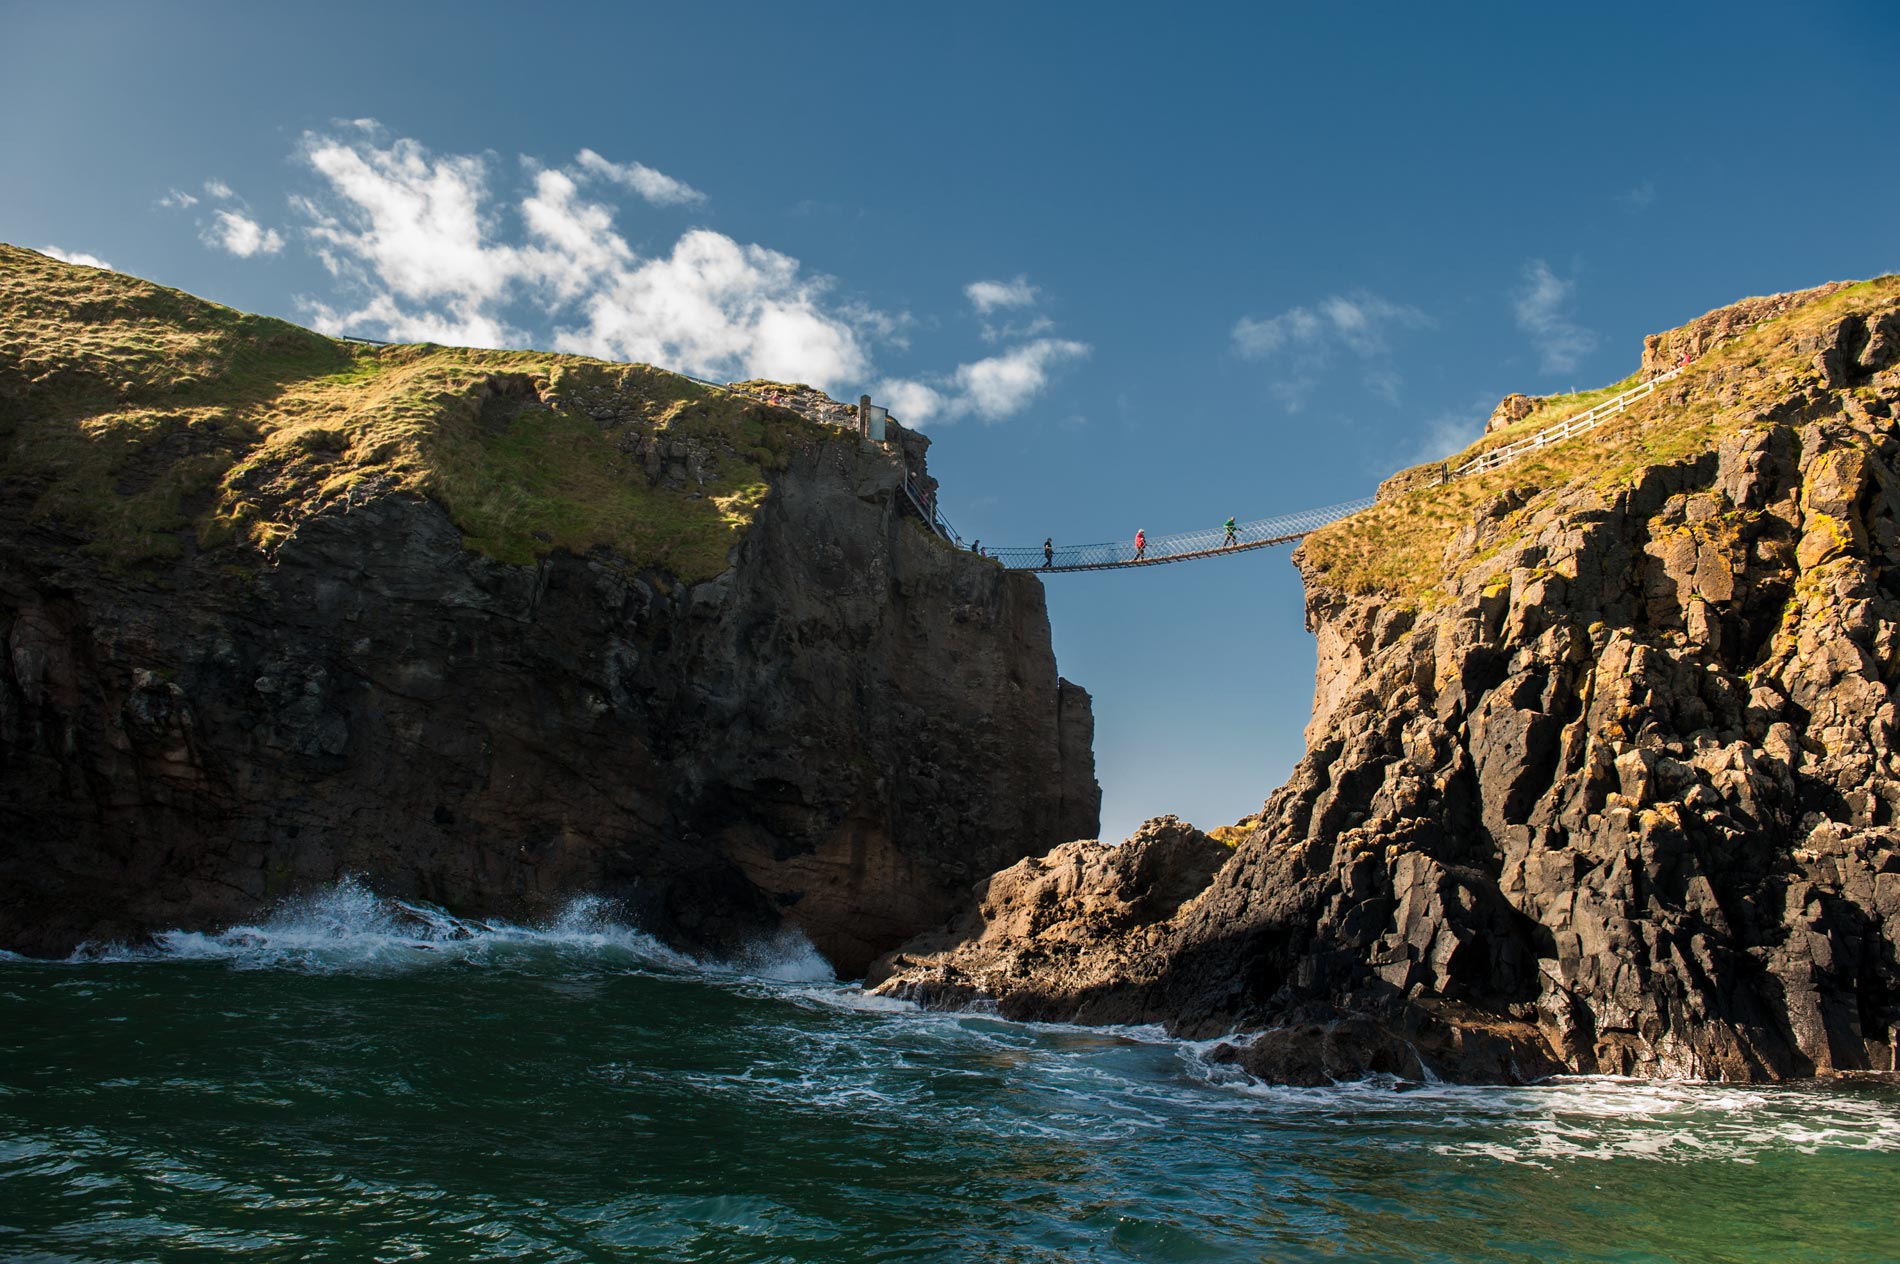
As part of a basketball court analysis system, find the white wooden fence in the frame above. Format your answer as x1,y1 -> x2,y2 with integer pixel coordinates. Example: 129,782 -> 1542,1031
1453,366 -> 1684,479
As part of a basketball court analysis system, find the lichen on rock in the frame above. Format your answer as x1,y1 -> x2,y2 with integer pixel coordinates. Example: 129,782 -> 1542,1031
0,246 -> 1100,974
874,276 -> 1900,1084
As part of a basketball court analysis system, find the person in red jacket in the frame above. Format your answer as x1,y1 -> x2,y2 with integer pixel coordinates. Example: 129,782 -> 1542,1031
1134,529 -> 1147,561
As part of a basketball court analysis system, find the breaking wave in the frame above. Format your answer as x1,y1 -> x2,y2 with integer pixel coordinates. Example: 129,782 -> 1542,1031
59,876 -> 831,981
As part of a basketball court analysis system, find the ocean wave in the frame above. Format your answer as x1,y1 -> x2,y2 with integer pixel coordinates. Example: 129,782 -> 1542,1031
47,877 -> 832,981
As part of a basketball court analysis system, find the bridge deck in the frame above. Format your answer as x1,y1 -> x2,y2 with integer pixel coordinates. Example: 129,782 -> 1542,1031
983,497 -> 1377,572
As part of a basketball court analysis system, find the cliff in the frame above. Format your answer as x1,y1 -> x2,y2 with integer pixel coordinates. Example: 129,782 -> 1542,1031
0,245 -> 1099,973
873,276 -> 1900,1083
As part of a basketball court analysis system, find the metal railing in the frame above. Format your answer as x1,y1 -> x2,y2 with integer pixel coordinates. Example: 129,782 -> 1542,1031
1453,366 -> 1682,478
990,497 -> 1376,572
901,476 -> 964,549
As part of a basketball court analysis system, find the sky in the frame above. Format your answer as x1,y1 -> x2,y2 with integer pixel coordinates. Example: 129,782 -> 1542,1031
5,0 -> 1898,844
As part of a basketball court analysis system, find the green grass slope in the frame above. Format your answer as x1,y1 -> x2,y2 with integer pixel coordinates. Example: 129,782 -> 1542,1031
0,244 -> 841,579
1301,276 -> 1900,607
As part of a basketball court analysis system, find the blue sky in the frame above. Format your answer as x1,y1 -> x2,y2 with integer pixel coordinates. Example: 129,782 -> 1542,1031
5,1 -> 1898,843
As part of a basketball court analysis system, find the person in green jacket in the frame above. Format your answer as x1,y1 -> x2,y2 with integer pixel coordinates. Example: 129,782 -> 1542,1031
1223,517 -> 1238,547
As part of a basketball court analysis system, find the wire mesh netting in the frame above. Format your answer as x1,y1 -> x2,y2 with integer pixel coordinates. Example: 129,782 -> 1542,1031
988,497 -> 1377,571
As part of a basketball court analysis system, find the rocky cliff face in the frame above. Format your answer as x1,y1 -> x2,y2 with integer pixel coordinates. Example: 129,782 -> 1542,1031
0,249 -> 1098,973
874,278 -> 1900,1083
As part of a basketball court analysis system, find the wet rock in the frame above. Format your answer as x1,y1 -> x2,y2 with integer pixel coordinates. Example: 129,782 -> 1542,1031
0,403 -> 1098,974
880,280 -> 1900,1084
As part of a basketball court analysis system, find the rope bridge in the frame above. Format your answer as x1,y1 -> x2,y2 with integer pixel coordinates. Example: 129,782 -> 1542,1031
971,366 -> 1690,573
985,498 -> 1376,572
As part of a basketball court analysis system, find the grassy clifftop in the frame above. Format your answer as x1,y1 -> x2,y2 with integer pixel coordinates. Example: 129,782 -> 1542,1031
0,245 -> 840,579
1300,275 -> 1900,606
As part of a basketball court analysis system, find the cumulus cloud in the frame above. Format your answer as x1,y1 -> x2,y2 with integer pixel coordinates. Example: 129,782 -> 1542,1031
1232,291 -> 1430,410
555,230 -> 869,387
874,276 -> 1089,423
574,148 -> 706,206
1515,259 -> 1598,373
157,189 -> 198,209
41,245 -> 113,270
965,275 -> 1037,314
877,377 -> 949,423
227,127 -> 1077,423
287,129 -> 875,386
203,178 -> 236,200
955,338 -> 1091,419
881,338 -> 1090,425
203,209 -> 285,257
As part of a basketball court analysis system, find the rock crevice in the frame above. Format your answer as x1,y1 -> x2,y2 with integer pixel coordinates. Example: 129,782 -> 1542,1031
873,280 -> 1900,1083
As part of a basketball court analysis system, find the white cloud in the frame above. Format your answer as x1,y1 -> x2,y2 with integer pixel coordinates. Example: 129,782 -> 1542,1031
41,245 -> 113,270
1515,259 -> 1598,373
203,209 -> 285,258
204,179 -> 235,200
1233,293 -> 1425,360
157,189 -> 199,209
555,230 -> 870,387
878,377 -> 949,422
965,275 -> 1037,314
881,338 -> 1090,425
1232,291 -> 1429,410
286,130 -> 877,385
266,128 -> 1076,419
575,148 -> 706,206
955,338 -> 1090,419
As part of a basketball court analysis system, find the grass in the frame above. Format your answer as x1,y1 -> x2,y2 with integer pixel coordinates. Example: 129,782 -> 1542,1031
1300,275 -> 1900,607
0,244 -> 842,579
1474,370 -> 1646,449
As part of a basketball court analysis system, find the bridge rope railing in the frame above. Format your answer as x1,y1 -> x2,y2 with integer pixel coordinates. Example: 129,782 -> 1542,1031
983,363 -> 1692,573
990,497 -> 1376,572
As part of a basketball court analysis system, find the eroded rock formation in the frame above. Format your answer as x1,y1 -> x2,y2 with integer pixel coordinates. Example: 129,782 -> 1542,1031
876,280 -> 1900,1083
0,255 -> 1098,973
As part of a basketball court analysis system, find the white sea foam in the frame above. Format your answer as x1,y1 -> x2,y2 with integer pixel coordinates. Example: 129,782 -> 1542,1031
61,877 -> 694,975
46,878 -> 856,987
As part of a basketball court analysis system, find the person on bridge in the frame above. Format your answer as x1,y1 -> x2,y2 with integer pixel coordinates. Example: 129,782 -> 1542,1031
1223,517 -> 1237,547
1134,529 -> 1146,560
1043,538 -> 1054,568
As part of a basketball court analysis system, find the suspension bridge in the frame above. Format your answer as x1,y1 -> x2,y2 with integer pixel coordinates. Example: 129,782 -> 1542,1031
334,331 -> 1685,575
893,364 -> 1684,573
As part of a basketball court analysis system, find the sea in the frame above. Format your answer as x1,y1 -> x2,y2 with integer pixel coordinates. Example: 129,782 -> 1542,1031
3,879 -> 1896,1263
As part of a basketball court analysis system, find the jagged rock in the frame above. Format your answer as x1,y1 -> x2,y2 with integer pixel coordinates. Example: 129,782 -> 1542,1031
0,256 -> 1099,974
1641,281 -> 1855,376
1485,393 -> 1542,435
880,279 -> 1900,1084
866,816 -> 1227,1017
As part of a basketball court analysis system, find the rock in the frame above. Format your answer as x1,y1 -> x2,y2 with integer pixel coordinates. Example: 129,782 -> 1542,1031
1641,281 -> 1856,376
0,279 -> 1099,974
1486,393 -> 1542,435
879,278 -> 1900,1085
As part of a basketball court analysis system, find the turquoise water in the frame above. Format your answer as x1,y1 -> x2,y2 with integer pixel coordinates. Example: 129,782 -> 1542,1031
3,883 -> 1896,1263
